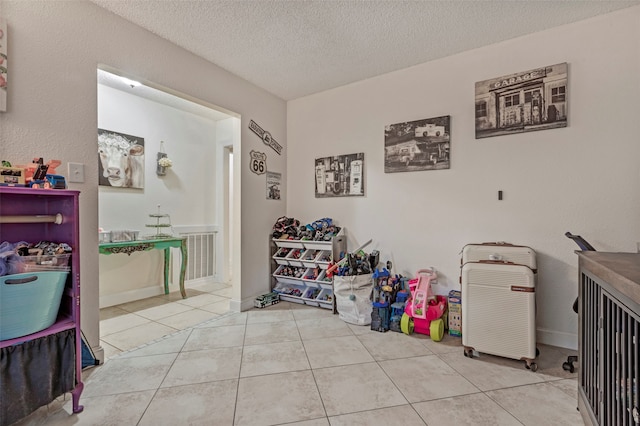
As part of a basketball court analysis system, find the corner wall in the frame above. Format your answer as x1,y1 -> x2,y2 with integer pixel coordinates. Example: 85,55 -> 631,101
287,6 -> 640,349
0,0 -> 287,360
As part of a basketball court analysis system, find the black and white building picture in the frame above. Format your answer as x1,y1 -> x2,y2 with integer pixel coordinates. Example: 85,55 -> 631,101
384,115 -> 450,173
98,129 -> 145,188
315,153 -> 364,198
475,62 -> 568,139
266,171 -> 281,200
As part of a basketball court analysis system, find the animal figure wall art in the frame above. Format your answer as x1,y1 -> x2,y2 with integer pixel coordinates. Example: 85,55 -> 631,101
98,129 -> 145,188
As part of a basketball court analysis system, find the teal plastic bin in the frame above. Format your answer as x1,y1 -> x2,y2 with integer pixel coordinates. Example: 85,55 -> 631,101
0,271 -> 68,341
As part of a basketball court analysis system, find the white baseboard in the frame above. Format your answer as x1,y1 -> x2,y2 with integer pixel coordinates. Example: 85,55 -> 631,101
184,275 -> 223,287
537,327 -> 577,350
92,345 -> 106,364
229,298 -> 244,312
99,286 -> 165,308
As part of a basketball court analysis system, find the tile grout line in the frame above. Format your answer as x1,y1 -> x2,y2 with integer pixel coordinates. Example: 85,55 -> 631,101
99,288 -> 233,358
92,299 -> 578,425
296,305 -> 331,423
231,308 -> 249,426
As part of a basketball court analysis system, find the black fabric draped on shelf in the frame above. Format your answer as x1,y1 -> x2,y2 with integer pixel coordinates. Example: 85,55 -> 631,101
0,329 -> 75,426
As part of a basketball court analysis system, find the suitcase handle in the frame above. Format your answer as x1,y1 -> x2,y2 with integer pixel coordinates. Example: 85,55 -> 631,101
4,275 -> 38,285
478,259 -> 516,266
474,260 -> 537,273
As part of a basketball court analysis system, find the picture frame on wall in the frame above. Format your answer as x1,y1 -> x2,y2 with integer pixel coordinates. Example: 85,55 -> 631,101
475,62 -> 568,139
0,18 -> 7,112
315,152 -> 364,198
98,129 -> 145,189
384,115 -> 450,173
266,171 -> 281,200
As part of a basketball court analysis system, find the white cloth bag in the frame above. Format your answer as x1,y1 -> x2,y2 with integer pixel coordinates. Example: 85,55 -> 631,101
334,273 -> 373,325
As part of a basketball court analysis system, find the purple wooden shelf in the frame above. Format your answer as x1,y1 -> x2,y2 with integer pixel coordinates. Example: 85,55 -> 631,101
0,187 -> 84,417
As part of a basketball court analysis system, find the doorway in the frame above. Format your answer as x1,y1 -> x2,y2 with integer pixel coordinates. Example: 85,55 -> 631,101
96,67 -> 241,359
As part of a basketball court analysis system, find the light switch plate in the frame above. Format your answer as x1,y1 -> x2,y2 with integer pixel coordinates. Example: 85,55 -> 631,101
68,162 -> 84,183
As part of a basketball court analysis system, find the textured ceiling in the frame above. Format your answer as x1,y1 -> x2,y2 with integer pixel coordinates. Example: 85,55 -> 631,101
91,0 -> 639,101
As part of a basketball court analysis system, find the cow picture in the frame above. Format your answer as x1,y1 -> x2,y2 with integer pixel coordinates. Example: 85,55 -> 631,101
98,129 -> 145,188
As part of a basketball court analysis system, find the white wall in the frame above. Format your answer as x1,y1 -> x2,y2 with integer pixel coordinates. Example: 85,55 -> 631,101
287,7 -> 640,349
97,84 -> 221,305
0,1 -> 287,360
98,84 -> 219,231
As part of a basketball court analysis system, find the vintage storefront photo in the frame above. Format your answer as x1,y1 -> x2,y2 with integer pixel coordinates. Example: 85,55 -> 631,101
315,153 -> 364,198
384,115 -> 451,173
475,62 -> 568,139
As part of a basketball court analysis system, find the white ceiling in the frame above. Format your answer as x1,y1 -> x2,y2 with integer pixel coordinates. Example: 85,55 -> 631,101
91,0 -> 639,101
97,68 -> 233,121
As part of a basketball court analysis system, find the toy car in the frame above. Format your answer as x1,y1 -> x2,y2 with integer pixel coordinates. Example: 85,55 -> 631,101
254,291 -> 280,308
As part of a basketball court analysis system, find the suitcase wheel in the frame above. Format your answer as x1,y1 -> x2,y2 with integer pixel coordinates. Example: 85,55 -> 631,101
525,361 -> 539,372
463,348 -> 474,358
562,361 -> 575,373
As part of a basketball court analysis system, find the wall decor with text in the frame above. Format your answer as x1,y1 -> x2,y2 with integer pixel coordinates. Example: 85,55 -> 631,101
475,62 -> 568,139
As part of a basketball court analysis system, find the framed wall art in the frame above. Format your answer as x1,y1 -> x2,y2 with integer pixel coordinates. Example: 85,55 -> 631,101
384,115 -> 450,173
0,18 -> 7,112
266,171 -> 281,200
475,62 -> 568,139
98,129 -> 145,188
315,152 -> 364,198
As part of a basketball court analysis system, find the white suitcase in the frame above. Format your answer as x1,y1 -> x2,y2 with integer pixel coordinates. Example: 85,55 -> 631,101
461,261 -> 537,370
461,242 -> 537,271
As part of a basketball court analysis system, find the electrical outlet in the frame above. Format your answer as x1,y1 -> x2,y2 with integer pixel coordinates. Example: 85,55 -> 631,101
68,162 -> 84,183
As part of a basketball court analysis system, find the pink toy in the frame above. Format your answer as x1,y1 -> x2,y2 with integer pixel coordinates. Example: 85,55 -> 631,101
404,268 -> 447,338
408,269 -> 436,319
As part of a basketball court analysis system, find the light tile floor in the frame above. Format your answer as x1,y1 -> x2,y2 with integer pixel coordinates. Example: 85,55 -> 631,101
13,298 -> 583,426
99,281 -> 233,359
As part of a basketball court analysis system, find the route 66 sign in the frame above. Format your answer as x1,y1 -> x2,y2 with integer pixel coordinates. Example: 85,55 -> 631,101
249,150 -> 267,175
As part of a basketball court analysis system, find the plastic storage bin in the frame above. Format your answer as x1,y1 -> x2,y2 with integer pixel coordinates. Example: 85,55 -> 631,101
0,271 -> 69,341
273,282 -> 306,304
99,231 -> 112,243
302,287 -> 321,306
110,230 -> 140,242
7,253 -> 71,274
272,247 -> 291,265
316,288 -> 334,310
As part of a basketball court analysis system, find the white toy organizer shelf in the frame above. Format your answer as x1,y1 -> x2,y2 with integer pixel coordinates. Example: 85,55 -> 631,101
271,228 -> 346,310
